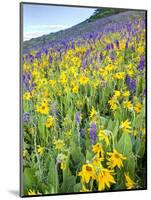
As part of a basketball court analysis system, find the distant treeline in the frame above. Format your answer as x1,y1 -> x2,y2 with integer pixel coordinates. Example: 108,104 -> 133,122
87,8 -> 128,22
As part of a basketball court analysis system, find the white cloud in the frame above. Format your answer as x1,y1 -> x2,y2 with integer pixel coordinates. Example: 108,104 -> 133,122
24,24 -> 70,41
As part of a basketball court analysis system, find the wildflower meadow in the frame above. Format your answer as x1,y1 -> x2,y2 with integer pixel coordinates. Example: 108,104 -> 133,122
21,6 -> 147,196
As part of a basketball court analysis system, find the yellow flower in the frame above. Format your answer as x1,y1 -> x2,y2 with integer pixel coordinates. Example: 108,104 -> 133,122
60,161 -> 66,170
113,72 -> 125,80
49,79 -> 56,86
125,173 -> 135,189
123,90 -> 130,97
132,130 -> 138,137
92,143 -> 103,154
123,100 -> 133,109
60,73 -> 67,85
134,102 -> 142,113
120,41 -> 125,50
37,145 -> 44,156
114,90 -> 121,98
28,189 -> 37,196
98,130 -> 110,146
72,85 -> 79,93
90,106 -> 97,119
120,119 -> 132,133
37,100 -> 49,115
97,168 -> 115,191
107,149 -> 126,169
23,92 -> 31,100
23,149 -> 28,158
79,75 -> 89,85
127,69 -> 134,77
78,164 -> 95,183
53,139 -> 65,150
108,98 -> 118,111
45,116 -> 55,128
137,46 -> 144,54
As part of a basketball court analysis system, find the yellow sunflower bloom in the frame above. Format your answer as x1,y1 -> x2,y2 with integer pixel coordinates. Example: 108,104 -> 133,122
97,168 -> 115,191
125,173 -> 135,189
78,163 -> 96,183
120,119 -> 132,133
107,149 -> 126,169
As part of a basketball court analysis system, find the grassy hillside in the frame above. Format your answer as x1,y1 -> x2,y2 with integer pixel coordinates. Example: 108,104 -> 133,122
23,10 -> 145,53
87,8 -> 127,22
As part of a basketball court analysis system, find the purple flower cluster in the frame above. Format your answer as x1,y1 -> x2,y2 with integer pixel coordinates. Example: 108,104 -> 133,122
75,111 -> 81,125
137,56 -> 145,71
23,112 -> 30,123
125,75 -> 136,91
90,122 -> 97,144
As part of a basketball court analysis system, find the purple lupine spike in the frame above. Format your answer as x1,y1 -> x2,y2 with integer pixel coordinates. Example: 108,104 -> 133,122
110,52 -> 114,61
115,39 -> 119,49
100,52 -> 103,61
23,112 -> 30,123
90,122 -> 97,144
76,111 -> 81,125
142,89 -> 146,97
137,56 -> 145,71
125,41 -> 129,49
27,73 -> 31,80
51,102 -> 57,117
81,61 -> 86,70
106,44 -> 111,51
125,75 -> 131,86
130,78 -> 136,91
111,43 -> 114,49
49,56 -> 53,64
35,51 -> 41,59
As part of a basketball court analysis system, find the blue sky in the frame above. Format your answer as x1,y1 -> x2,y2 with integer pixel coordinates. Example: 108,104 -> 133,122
23,4 -> 95,41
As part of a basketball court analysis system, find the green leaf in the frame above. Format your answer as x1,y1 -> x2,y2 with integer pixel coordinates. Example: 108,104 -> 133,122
116,133 -> 132,156
107,119 -> 113,130
48,158 -> 58,193
86,150 -> 93,161
126,155 -> 135,179
113,120 -> 119,137
74,183 -> 82,192
23,167 -> 37,191
60,175 -> 76,193
100,116 -> 108,127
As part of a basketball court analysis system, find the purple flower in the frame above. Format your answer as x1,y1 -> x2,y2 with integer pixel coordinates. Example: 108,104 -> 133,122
23,112 -> 30,123
49,56 -> 53,64
51,102 -> 57,117
115,39 -> 119,49
137,56 -> 145,71
125,76 -> 136,91
43,48 -> 48,55
35,51 -> 41,59
106,44 -> 111,51
90,122 -> 96,144
142,89 -> 146,97
100,52 -> 103,61
111,43 -> 114,49
125,41 -> 129,49
125,75 -> 131,86
75,111 -> 81,125
110,52 -> 114,61
130,78 -> 136,91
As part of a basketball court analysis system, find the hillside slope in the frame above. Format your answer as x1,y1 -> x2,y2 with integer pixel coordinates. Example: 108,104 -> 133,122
23,10 -> 145,53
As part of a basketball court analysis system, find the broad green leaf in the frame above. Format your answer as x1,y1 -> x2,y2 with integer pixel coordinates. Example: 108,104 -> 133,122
23,167 -> 37,190
60,175 -> 76,193
116,133 -> 132,156
48,158 -> 58,193
74,183 -> 82,192
126,154 -> 135,179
